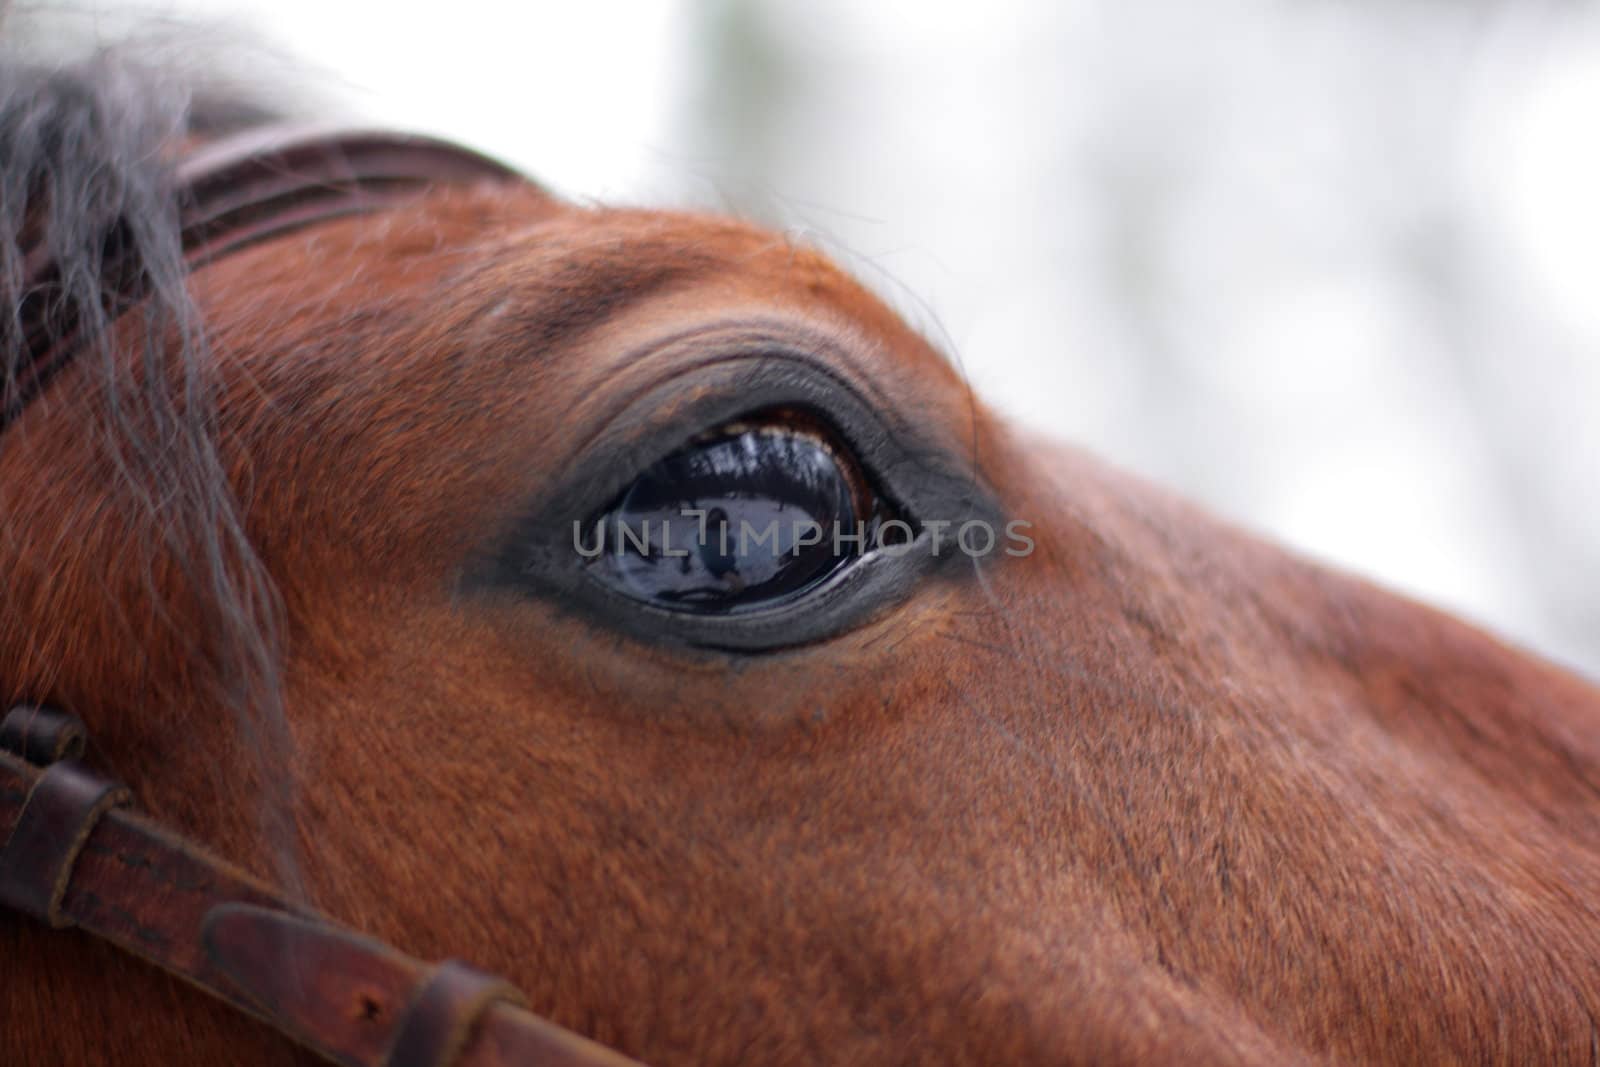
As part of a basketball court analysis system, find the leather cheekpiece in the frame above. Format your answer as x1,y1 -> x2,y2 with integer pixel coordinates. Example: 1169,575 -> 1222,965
0,757 -> 129,927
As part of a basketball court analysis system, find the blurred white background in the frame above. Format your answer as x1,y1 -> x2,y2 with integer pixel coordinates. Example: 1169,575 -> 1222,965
28,0 -> 1600,676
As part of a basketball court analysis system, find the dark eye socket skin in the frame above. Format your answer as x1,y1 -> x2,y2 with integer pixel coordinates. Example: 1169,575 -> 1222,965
474,334 -> 1004,654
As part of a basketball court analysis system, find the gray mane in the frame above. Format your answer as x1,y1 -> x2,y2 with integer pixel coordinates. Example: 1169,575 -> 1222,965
0,40 -> 298,877
0,44 -> 277,698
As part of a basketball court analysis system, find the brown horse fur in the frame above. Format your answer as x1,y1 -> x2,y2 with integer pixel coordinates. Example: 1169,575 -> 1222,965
4,55 -> 1600,1067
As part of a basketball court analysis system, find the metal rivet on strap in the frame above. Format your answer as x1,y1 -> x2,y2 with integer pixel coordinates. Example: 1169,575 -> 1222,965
384,960 -> 528,1067
0,705 -> 88,766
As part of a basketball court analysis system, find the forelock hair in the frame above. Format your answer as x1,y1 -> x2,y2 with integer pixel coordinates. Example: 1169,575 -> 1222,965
0,38 -> 297,871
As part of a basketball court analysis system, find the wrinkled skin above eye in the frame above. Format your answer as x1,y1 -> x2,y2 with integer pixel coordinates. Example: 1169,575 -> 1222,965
582,416 -> 884,613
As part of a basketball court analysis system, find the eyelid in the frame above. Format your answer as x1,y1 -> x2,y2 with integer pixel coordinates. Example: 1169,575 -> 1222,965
471,339 -> 1001,653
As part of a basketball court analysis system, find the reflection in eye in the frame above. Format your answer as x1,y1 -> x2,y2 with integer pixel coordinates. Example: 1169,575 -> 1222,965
581,412 -> 897,613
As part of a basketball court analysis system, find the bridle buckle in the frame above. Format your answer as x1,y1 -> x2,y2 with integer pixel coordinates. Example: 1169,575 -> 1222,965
0,704 -> 130,928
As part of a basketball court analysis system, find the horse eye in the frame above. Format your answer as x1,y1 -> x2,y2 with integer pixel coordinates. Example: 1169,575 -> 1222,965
580,411 -> 900,613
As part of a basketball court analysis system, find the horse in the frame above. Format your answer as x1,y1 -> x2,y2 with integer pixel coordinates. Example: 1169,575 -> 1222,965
3,49 -> 1599,1067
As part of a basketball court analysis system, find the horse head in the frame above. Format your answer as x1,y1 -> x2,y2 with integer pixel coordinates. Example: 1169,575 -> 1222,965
3,53 -> 1599,1067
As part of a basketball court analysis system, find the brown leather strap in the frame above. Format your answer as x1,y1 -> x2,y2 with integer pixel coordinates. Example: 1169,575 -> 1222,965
386,961 -> 526,1067
4,126 -> 524,434
0,741 -> 643,1067
0,758 -> 129,926
0,704 -> 88,765
205,906 -> 564,1067
176,127 -> 524,268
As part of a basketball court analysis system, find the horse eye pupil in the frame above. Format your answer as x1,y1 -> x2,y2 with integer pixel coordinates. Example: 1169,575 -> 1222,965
584,420 -> 874,613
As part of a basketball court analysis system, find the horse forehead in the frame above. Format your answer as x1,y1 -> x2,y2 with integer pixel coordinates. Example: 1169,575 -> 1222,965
184,191 -> 963,484
189,189 -> 933,393
473,204 -> 924,355
494,204 -> 866,296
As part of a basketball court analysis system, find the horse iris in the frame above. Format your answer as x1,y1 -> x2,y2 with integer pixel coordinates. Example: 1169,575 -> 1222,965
584,418 -> 875,612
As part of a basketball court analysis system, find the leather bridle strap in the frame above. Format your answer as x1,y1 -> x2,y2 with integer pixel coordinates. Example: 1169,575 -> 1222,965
175,128 -> 524,266
0,707 -> 642,1067
4,125 -> 523,434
